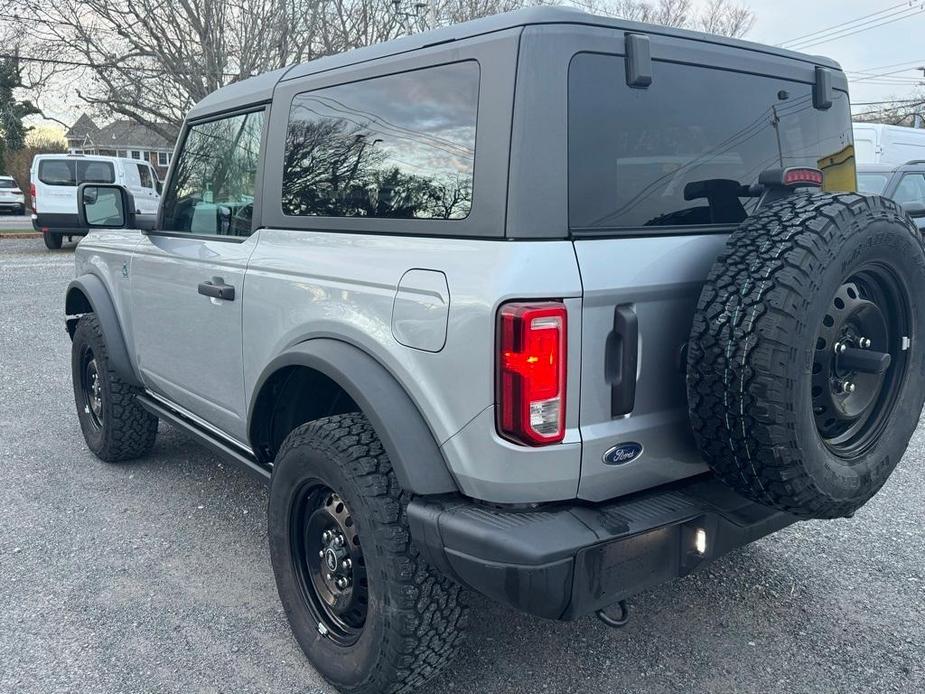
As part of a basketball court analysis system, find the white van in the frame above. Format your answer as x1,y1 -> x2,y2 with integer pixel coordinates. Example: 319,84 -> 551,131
852,123 -> 925,165
30,154 -> 161,249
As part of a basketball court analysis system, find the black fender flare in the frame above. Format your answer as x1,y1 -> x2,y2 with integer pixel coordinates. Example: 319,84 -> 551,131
65,274 -> 142,388
248,339 -> 459,496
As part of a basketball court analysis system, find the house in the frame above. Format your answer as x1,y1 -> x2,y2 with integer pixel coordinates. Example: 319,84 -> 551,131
65,114 -> 178,179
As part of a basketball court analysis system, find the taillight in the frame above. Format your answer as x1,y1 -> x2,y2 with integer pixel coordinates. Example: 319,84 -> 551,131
497,301 -> 567,446
30,183 -> 36,211
782,167 -> 824,186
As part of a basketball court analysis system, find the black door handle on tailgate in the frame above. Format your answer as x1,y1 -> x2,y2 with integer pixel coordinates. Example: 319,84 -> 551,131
608,304 -> 638,417
198,278 -> 235,301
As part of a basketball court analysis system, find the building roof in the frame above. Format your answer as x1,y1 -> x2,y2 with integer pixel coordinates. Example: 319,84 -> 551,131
65,113 -> 99,141
65,114 -> 177,150
94,120 -> 178,150
190,7 -> 843,119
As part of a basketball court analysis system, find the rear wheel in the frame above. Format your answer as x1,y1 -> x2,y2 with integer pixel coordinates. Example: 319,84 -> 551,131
688,193 -> 925,519
269,414 -> 467,694
43,231 -> 62,249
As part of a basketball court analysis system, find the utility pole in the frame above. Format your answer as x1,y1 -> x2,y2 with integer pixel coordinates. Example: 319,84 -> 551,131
916,67 -> 925,128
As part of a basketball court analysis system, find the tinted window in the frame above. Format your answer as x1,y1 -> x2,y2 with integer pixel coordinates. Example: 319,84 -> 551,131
282,62 -> 479,220
857,173 -> 889,195
38,159 -> 114,186
569,54 -> 855,230
893,173 -> 925,206
160,110 -> 265,236
0,179 -> 16,189
137,164 -> 153,189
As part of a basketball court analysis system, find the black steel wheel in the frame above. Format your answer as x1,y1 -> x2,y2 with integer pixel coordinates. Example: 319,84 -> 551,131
689,193 -> 925,518
811,267 -> 910,457
268,414 -> 467,694
290,485 -> 368,646
71,314 -> 158,461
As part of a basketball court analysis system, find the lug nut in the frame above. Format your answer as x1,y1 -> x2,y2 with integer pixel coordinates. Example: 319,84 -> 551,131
336,577 -> 349,589
333,534 -> 345,547
841,381 -> 856,394
326,573 -> 333,581
342,558 -> 352,570
835,341 -> 847,354
859,337 -> 871,349
319,550 -> 325,559
322,530 -> 331,543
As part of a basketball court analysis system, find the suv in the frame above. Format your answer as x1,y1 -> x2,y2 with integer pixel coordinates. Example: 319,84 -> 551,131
857,160 -> 925,229
0,175 -> 25,214
64,9 -> 925,694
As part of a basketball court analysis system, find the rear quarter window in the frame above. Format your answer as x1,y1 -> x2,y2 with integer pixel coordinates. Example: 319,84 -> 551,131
281,61 -> 479,220
568,54 -> 855,231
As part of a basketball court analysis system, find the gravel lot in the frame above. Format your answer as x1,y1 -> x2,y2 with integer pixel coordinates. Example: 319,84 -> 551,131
1,236 -> 922,694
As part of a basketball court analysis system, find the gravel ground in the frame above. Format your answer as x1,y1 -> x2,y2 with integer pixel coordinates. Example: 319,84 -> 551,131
1,236 -> 922,694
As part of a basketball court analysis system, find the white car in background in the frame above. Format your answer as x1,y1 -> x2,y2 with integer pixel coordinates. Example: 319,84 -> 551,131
30,154 -> 161,249
0,175 -> 26,215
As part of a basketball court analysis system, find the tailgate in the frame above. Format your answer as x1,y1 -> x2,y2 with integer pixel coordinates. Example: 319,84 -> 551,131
574,234 -> 727,501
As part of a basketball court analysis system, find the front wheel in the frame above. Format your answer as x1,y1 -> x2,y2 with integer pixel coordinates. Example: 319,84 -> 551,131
268,414 -> 467,694
71,314 -> 158,461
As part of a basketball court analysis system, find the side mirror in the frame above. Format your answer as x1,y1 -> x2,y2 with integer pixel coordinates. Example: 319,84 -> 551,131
902,201 -> 925,218
77,183 -> 136,229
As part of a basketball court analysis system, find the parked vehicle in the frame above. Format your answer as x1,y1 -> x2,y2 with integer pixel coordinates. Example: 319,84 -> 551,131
857,160 -> 925,229
64,8 -> 925,694
853,122 -> 925,165
30,153 -> 162,249
0,175 -> 26,214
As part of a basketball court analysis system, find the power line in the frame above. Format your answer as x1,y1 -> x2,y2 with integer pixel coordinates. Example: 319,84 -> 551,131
778,2 -> 916,47
846,58 -> 925,73
784,5 -> 925,51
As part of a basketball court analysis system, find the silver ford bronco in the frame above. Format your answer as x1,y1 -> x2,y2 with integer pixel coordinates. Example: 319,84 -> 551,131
65,8 -> 925,693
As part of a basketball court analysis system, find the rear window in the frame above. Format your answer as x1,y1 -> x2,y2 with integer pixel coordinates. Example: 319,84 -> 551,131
569,54 -> 855,231
0,179 -> 16,189
38,159 -> 116,186
282,61 -> 479,220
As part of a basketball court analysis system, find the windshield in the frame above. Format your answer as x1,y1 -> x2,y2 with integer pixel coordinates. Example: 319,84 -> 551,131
569,54 -> 856,230
856,173 -> 889,195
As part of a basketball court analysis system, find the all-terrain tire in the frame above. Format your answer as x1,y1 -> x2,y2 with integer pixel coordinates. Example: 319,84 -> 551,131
268,414 -> 468,694
688,193 -> 925,519
71,314 -> 158,461
43,231 -> 62,249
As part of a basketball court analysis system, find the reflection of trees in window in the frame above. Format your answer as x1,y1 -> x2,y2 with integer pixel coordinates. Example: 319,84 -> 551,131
283,117 -> 471,219
282,62 -> 478,221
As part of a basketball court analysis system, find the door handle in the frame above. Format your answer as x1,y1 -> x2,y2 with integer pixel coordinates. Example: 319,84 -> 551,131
198,277 -> 235,301
608,304 -> 639,417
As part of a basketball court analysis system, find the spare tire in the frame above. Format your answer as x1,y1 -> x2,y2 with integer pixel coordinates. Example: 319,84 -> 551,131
688,193 -> 925,519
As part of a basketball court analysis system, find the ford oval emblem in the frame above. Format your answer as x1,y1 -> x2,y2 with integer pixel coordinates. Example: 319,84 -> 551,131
603,442 -> 644,466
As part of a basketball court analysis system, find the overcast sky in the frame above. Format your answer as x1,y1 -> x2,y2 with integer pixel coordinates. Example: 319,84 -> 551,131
748,0 -> 925,106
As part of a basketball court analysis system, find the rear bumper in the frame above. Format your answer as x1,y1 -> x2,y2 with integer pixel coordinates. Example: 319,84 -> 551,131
32,213 -> 88,235
408,476 -> 795,620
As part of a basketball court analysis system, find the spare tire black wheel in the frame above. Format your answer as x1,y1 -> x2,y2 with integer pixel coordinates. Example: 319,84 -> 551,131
688,193 -> 925,519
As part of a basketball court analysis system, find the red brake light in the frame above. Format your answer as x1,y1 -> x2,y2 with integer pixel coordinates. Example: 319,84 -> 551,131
30,183 -> 36,211
782,168 -> 824,187
497,301 -> 567,446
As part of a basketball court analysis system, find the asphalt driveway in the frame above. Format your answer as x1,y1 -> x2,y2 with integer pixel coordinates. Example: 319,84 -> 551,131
0,237 -> 922,693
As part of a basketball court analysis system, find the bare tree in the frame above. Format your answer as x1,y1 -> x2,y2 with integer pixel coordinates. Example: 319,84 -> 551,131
854,89 -> 925,127
8,0 -> 755,135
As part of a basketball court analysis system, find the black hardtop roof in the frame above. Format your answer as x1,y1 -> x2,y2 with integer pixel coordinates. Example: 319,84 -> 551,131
188,7 -> 843,119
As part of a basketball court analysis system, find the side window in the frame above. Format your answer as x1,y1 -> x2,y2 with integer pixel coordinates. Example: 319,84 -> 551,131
282,61 -> 479,220
137,163 -> 153,189
160,110 -> 265,237
78,161 -> 115,184
892,174 -> 925,206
